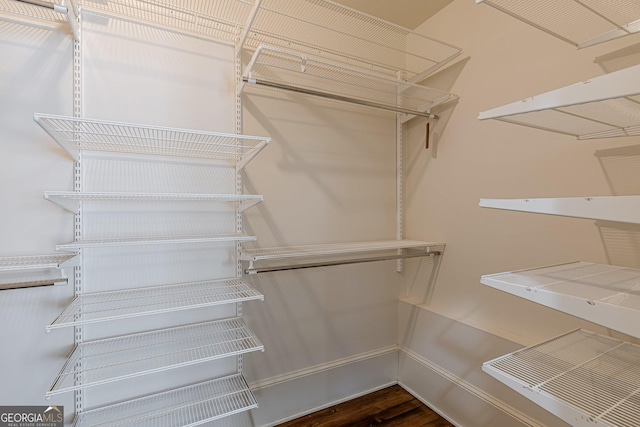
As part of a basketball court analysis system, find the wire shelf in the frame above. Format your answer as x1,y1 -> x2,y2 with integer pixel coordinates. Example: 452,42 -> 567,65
241,239 -> 444,261
48,278 -> 263,330
480,196 -> 640,224
477,0 -> 640,48
44,191 -> 263,213
244,0 -> 463,80
0,253 -> 78,271
0,254 -> 78,291
482,261 -> 640,339
243,46 -> 457,118
48,317 -> 264,396
79,0 -> 252,44
73,374 -> 257,427
33,113 -> 270,167
0,0 -> 67,24
56,234 -> 256,251
478,64 -> 640,140
484,329 -> 640,427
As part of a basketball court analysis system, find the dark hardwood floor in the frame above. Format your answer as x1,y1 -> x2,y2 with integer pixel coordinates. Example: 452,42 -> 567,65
277,385 -> 454,427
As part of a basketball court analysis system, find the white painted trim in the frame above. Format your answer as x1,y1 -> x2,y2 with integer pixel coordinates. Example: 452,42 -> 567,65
248,345 -> 399,390
399,346 -> 547,427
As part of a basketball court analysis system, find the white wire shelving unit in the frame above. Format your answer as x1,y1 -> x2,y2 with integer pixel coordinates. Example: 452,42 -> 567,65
0,253 -> 78,290
0,0 -> 80,40
73,374 -> 257,427
48,278 -> 263,331
482,261 -> 640,339
56,234 -> 256,251
484,329 -> 640,427
240,240 -> 445,274
241,45 -> 458,119
33,113 -> 271,168
477,0 -> 640,49
480,195 -> 640,224
48,317 -> 264,397
478,63 -> 640,140
44,191 -> 263,213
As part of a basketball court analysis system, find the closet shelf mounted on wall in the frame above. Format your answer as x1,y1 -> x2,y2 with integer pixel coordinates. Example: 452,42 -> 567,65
483,329 -> 640,427
0,0 -> 79,40
481,261 -> 640,340
55,234 -> 256,251
241,240 -> 445,274
33,113 -> 271,168
47,278 -> 263,331
478,63 -> 640,140
0,254 -> 78,291
73,374 -> 257,427
47,317 -> 264,397
477,0 -> 640,48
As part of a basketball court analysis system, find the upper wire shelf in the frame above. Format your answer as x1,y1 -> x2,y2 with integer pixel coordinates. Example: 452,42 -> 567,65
482,261 -> 640,339
48,278 -> 263,331
34,113 -> 271,168
0,0 -> 80,40
478,63 -> 640,140
241,239 -> 445,274
242,45 -> 457,119
484,329 -> 640,427
73,374 -> 257,427
477,0 -> 640,49
76,0 -> 462,81
48,317 -> 264,396
44,191 -> 263,213
0,254 -> 78,291
480,195 -> 640,224
56,234 -> 256,251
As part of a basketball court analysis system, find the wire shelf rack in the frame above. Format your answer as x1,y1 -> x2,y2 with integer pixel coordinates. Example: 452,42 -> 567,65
78,0 -> 252,44
44,191 -> 263,213
0,254 -> 78,291
478,63 -> 640,140
480,195 -> 640,224
48,278 -> 263,330
0,0 -> 67,24
48,317 -> 264,396
482,261 -> 640,339
56,234 -> 256,251
73,374 -> 257,427
242,46 -> 457,118
34,113 -> 271,167
484,329 -> 640,427
244,0 -> 462,80
477,0 -> 640,48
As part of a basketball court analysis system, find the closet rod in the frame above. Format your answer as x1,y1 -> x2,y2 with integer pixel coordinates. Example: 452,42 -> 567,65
244,250 -> 441,275
242,77 -> 439,119
0,278 -> 68,291
15,0 -> 68,14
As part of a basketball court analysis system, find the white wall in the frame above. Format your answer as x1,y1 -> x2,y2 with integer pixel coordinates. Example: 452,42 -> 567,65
400,0 -> 640,425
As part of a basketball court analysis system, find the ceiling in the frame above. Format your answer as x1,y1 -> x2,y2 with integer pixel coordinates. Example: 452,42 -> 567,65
333,0 -> 453,29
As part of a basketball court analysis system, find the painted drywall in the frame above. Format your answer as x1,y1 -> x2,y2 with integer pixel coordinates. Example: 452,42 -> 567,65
400,0 -> 640,424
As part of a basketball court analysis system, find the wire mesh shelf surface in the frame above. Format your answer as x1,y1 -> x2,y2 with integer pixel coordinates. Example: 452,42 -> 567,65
478,63 -> 640,140
0,254 -> 77,271
73,374 -> 256,427
48,278 -> 263,330
44,191 -> 263,213
0,254 -> 77,290
484,329 -> 640,427
79,0 -> 253,44
34,113 -> 270,165
56,234 -> 256,251
241,240 -> 445,261
478,0 -> 640,48
0,0 -> 67,24
243,46 -> 457,117
244,0 -> 462,79
48,317 -> 264,396
482,261 -> 640,339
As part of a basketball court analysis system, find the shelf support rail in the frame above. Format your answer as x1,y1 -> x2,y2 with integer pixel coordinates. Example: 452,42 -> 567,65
244,249 -> 441,275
